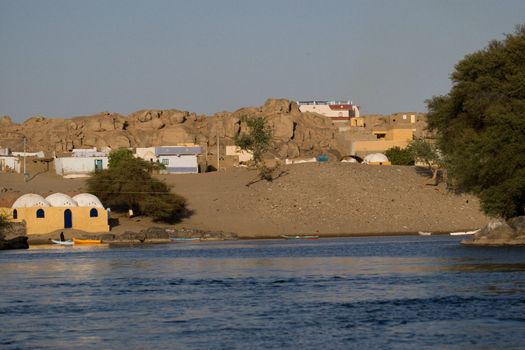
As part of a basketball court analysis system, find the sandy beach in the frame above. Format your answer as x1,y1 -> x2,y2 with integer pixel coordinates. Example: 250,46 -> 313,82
0,162 -> 490,239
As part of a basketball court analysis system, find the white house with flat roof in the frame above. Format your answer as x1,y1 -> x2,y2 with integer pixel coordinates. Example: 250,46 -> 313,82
155,146 -> 201,174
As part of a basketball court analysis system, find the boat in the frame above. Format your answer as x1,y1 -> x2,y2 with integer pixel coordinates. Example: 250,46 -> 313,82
73,238 -> 103,244
450,229 -> 480,236
51,239 -> 74,246
418,231 -> 432,236
281,235 -> 319,240
171,237 -> 201,242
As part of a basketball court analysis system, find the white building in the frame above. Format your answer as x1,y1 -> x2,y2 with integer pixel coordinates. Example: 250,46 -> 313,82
0,155 -> 21,173
297,100 -> 360,122
154,146 -> 201,174
55,148 -> 109,178
0,148 -> 21,173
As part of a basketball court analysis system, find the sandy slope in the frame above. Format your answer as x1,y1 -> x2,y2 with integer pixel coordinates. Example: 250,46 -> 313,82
0,163 -> 490,237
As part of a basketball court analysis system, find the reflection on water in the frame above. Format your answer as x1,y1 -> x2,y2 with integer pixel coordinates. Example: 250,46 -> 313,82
1,236 -> 524,349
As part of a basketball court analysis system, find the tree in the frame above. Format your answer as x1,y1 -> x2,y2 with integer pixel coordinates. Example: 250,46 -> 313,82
426,25 -> 525,218
234,115 -> 274,180
108,148 -> 135,168
87,149 -> 186,222
385,146 -> 414,165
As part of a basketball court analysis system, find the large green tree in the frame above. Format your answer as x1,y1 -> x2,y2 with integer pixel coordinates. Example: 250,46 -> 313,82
87,149 -> 186,222
426,25 -> 525,218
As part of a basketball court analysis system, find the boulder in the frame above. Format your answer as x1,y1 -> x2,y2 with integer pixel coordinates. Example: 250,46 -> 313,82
0,116 -> 14,126
160,125 -> 195,144
143,227 -> 170,240
262,98 -> 292,114
477,220 -> 515,239
166,110 -> 188,124
0,236 -> 29,250
99,117 -> 116,131
507,216 -> 525,235
462,216 -> 525,245
271,114 -> 294,141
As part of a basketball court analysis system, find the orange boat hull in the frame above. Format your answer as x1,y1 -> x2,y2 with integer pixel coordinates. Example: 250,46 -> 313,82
73,238 -> 103,244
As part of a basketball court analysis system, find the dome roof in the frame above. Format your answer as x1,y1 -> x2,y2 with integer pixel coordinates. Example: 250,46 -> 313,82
45,193 -> 78,207
12,194 -> 51,208
363,153 -> 389,164
72,193 -> 104,208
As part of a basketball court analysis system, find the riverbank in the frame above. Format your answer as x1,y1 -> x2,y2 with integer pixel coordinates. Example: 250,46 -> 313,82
0,163 -> 489,238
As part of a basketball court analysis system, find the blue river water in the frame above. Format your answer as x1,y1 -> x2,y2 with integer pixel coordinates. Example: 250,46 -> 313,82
1,235 -> 524,349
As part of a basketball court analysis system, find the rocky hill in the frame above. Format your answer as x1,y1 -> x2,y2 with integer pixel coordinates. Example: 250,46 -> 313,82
0,99 -> 342,159
0,99 -> 426,160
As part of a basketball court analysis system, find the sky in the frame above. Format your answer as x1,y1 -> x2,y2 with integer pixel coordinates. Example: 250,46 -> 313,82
1,0 -> 524,122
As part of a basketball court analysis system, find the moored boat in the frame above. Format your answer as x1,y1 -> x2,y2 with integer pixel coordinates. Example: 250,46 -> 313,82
281,235 -> 319,240
450,229 -> 480,236
73,238 -> 103,244
51,239 -> 74,246
418,231 -> 432,236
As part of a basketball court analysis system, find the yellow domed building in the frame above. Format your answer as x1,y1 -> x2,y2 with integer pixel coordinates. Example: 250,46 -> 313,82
1,193 -> 109,234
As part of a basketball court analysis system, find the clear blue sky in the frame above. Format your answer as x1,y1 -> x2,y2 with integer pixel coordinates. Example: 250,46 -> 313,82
1,0 -> 524,122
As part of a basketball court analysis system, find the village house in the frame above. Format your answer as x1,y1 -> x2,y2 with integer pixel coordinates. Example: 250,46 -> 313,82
54,147 -> 109,178
297,100 -> 361,124
0,193 -> 110,235
0,148 -> 21,173
135,145 -> 201,174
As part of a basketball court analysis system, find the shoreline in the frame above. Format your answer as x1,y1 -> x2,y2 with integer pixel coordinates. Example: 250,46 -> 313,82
25,229 -> 478,246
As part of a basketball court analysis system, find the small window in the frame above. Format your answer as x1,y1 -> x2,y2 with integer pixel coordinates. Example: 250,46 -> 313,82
36,209 -> 45,218
90,208 -> 98,218
376,133 -> 386,139
161,159 -> 169,165
13,209 -> 17,219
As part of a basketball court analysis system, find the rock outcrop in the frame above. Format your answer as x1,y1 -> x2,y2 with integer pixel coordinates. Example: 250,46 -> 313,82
0,99 -> 344,159
0,222 -> 28,250
462,216 -> 525,245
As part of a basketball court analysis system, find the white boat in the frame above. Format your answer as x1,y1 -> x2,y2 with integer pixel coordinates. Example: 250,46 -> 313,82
450,229 -> 480,236
51,239 -> 74,246
418,231 -> 432,236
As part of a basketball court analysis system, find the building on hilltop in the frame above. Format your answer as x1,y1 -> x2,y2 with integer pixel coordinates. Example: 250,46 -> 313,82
297,100 -> 361,124
0,193 -> 110,235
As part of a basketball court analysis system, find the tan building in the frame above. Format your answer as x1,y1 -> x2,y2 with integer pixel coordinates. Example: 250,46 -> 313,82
0,193 -> 109,235
351,126 -> 414,157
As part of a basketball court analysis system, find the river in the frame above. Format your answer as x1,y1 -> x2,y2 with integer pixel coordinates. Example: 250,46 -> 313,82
1,236 -> 524,349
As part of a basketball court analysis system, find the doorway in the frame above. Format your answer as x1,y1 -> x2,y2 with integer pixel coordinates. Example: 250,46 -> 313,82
94,159 -> 103,171
64,209 -> 72,228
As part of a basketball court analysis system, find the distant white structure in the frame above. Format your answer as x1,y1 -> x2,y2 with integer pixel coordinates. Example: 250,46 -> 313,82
363,153 -> 390,165
0,155 -> 21,173
12,151 -> 45,158
297,100 -> 360,122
